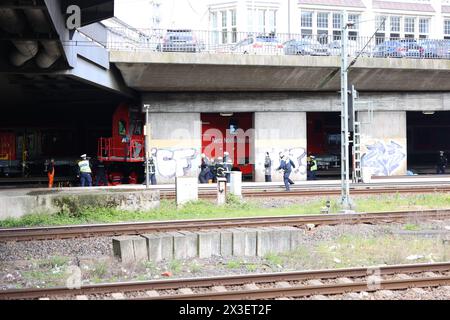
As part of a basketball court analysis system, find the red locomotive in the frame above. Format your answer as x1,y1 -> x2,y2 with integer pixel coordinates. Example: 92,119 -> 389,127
97,104 -> 145,185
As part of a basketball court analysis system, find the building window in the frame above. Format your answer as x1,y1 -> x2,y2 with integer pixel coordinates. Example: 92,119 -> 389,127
333,30 -> 341,41
317,12 -> 329,44
221,10 -> 227,44
375,15 -> 386,31
348,14 -> 360,30
390,16 -> 400,32
301,29 -> 312,38
267,10 -> 276,33
404,17 -> 415,34
419,18 -> 429,35
210,12 -> 219,44
317,12 -> 328,29
445,19 -> 450,36
231,9 -> 237,43
301,11 -> 313,28
375,33 -> 385,45
333,13 -> 342,30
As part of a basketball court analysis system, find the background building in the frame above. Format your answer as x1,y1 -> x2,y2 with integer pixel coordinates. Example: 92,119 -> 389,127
206,0 -> 450,43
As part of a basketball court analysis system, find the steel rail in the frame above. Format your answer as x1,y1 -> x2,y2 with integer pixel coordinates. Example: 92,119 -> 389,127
1,262 -> 449,300
160,185 -> 450,199
1,209 -> 449,242
145,276 -> 450,300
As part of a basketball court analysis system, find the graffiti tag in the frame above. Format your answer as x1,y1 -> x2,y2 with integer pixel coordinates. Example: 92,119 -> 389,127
153,148 -> 199,178
361,140 -> 406,176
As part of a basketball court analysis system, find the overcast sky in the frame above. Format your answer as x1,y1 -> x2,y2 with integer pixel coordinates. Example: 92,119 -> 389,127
114,0 -> 210,29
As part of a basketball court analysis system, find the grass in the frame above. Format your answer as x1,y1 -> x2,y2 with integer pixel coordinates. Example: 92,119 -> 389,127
169,260 -> 182,274
36,256 -> 70,269
225,260 -> 242,269
264,253 -> 283,266
2,193 -> 450,228
90,261 -> 108,279
189,262 -> 202,274
403,223 -> 421,231
281,234 -> 450,271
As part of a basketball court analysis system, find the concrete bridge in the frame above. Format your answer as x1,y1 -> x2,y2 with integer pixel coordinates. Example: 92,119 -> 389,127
111,51 -> 450,92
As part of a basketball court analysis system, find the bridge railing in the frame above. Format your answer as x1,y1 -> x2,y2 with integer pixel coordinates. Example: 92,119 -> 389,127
103,27 -> 450,60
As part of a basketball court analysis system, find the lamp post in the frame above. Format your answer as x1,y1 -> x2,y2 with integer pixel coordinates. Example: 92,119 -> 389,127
340,11 -> 353,209
143,104 -> 150,189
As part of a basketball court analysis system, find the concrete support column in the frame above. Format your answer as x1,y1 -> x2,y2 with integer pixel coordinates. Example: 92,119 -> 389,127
359,111 -> 407,177
254,112 -> 307,182
150,113 -> 201,184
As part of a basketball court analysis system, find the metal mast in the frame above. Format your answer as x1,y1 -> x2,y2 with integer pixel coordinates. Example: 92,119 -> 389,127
340,11 -> 353,209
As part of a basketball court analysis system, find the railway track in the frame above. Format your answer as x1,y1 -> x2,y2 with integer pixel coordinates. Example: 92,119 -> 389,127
161,184 -> 450,199
0,209 -> 449,242
1,262 -> 449,300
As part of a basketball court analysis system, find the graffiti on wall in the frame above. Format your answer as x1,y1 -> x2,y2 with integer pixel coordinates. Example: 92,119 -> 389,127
361,140 -> 406,176
152,148 -> 199,179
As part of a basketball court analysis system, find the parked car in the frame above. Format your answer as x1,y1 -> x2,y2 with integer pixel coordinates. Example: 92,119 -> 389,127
399,39 -> 424,58
418,39 -> 449,59
372,40 -> 406,58
328,40 -> 370,57
156,29 -> 202,53
284,38 -> 330,56
232,35 -> 284,55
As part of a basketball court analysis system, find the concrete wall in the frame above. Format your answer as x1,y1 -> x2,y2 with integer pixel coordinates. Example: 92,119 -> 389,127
254,112 -> 307,182
0,188 -> 160,220
143,92 -> 450,113
359,111 -> 407,177
150,113 -> 202,184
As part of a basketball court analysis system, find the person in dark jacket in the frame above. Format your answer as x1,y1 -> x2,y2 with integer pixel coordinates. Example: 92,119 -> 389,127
437,151 -> 448,174
264,152 -> 272,182
277,153 -> 295,191
94,159 -> 108,186
223,151 -> 233,183
199,154 -> 211,183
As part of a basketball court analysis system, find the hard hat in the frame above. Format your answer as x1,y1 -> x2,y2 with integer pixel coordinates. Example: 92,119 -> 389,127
81,154 -> 87,159
201,153 -> 206,158
224,152 -> 229,156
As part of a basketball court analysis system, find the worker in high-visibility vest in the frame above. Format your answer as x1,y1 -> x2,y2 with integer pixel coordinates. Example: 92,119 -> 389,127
47,158 -> 55,188
77,154 -> 92,187
307,155 -> 318,180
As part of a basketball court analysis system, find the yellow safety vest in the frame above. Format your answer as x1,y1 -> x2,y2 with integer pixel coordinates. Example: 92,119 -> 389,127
311,160 -> 318,171
78,160 -> 92,173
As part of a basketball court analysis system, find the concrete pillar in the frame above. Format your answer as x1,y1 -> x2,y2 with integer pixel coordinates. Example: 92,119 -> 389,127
359,111 -> 407,176
149,113 -> 201,184
229,172 -> 242,197
176,177 -> 198,206
254,112 -> 307,182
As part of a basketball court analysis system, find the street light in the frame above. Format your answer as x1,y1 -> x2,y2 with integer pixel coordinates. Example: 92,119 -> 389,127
340,11 -> 353,209
143,104 -> 151,189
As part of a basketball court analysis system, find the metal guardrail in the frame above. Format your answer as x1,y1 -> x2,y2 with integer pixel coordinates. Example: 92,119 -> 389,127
103,28 -> 450,60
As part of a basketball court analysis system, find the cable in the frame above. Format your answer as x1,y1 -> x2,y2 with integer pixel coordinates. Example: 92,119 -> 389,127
346,17 -> 387,71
